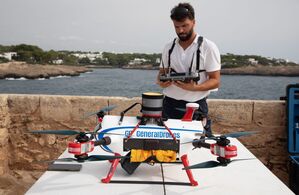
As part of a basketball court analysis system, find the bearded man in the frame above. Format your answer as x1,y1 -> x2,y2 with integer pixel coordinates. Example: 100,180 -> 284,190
156,2 -> 221,137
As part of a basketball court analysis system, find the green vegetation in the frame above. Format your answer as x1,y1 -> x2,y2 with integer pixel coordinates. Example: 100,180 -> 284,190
101,52 -> 161,67
0,57 -> 9,63
0,44 -> 79,65
0,44 -> 297,68
221,53 -> 297,68
0,44 -> 162,67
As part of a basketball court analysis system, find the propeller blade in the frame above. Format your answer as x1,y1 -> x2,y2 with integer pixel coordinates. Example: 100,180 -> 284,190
181,136 -> 215,145
231,158 -> 256,163
224,131 -> 257,138
183,160 -> 220,170
30,130 -> 81,135
183,158 -> 256,170
186,131 -> 257,142
52,158 -> 78,162
49,155 -> 128,163
86,155 -> 128,161
82,105 -> 117,119
83,112 -> 96,119
30,129 -> 124,137
180,140 -> 194,145
101,105 -> 117,112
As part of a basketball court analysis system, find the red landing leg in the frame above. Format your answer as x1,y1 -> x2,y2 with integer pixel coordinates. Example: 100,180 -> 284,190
101,153 -> 121,183
181,154 -> 198,186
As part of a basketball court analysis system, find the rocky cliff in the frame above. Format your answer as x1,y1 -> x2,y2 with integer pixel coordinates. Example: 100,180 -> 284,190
0,61 -> 90,79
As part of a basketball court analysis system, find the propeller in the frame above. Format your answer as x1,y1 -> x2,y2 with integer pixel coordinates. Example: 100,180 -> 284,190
82,105 -> 117,119
220,131 -> 258,139
29,129 -> 123,136
183,160 -> 220,169
44,155 -> 129,163
183,158 -> 255,170
182,131 -> 258,144
30,129 -> 85,135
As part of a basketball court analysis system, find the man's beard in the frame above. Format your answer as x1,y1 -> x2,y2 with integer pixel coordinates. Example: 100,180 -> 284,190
177,29 -> 193,41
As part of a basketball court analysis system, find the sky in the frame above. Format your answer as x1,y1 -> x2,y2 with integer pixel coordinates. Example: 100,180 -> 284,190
0,0 -> 299,63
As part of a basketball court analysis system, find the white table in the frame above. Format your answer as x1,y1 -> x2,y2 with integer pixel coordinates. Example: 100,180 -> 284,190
26,138 -> 294,195
26,116 -> 294,195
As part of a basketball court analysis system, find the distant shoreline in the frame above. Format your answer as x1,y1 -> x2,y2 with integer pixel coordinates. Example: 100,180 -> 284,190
0,61 -> 91,79
220,65 -> 299,77
122,64 -> 299,77
1,62 -> 299,79
90,64 -> 299,76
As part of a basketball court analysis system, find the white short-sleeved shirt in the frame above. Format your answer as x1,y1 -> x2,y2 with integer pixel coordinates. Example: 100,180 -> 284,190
160,34 -> 221,102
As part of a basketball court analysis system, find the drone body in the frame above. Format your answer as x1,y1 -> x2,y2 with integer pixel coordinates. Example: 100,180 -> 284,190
98,115 -> 203,155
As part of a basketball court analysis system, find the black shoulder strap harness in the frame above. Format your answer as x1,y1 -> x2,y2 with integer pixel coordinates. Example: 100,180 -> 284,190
163,36 -> 205,74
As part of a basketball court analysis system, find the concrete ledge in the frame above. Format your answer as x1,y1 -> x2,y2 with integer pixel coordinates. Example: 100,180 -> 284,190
0,128 -> 8,175
253,100 -> 286,127
0,95 -> 9,129
0,96 -> 9,175
208,99 -> 254,125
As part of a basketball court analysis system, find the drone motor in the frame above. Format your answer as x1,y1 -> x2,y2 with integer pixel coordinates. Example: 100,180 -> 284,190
210,143 -> 237,159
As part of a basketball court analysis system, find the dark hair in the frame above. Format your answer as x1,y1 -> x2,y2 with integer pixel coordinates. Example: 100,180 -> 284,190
170,3 -> 195,21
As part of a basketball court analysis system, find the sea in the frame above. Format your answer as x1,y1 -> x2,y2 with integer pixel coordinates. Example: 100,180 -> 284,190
0,68 -> 298,100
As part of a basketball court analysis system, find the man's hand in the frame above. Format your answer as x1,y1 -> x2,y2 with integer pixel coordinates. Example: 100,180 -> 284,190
157,80 -> 172,88
173,80 -> 198,91
173,70 -> 221,91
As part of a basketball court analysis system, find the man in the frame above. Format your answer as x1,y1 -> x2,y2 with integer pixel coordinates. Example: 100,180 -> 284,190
157,3 -> 221,137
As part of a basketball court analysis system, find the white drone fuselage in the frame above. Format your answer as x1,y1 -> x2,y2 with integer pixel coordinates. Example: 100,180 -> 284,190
98,115 -> 204,155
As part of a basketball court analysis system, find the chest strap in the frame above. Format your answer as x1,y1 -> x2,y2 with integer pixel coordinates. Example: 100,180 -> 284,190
167,36 -> 204,74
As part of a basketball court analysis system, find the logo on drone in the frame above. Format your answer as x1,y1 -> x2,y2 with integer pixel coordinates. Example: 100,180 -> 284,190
125,130 -> 180,139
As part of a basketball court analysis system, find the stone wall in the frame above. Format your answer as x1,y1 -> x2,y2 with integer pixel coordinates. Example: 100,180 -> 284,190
0,94 -> 289,194
208,99 -> 288,184
0,95 -> 9,175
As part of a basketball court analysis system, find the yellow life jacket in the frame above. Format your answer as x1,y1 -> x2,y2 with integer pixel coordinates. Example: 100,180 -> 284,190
130,149 -> 177,163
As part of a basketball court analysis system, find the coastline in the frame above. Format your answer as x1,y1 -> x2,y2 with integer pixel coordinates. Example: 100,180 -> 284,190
121,64 -> 299,76
0,61 -> 91,79
221,65 -> 299,77
1,62 -> 299,79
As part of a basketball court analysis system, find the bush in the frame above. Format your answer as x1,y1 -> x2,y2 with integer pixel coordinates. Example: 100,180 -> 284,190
0,57 -> 9,63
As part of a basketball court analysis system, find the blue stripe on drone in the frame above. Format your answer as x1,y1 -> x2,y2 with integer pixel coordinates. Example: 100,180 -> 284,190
97,126 -> 203,153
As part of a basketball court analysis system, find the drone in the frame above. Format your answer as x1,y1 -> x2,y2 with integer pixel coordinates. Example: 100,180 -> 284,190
30,92 -> 256,186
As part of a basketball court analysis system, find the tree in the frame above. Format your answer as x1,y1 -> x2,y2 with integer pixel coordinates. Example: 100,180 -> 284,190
0,57 -> 9,63
62,55 -> 78,65
94,57 -> 109,65
78,57 -> 91,65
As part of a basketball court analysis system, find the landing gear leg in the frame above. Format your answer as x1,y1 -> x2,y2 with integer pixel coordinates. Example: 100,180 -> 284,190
101,153 -> 121,183
181,154 -> 198,186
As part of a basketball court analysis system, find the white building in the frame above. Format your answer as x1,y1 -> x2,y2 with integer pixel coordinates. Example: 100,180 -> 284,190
52,59 -> 63,64
128,58 -> 148,65
72,52 -> 103,62
248,58 -> 258,65
156,58 -> 161,64
0,52 -> 17,61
